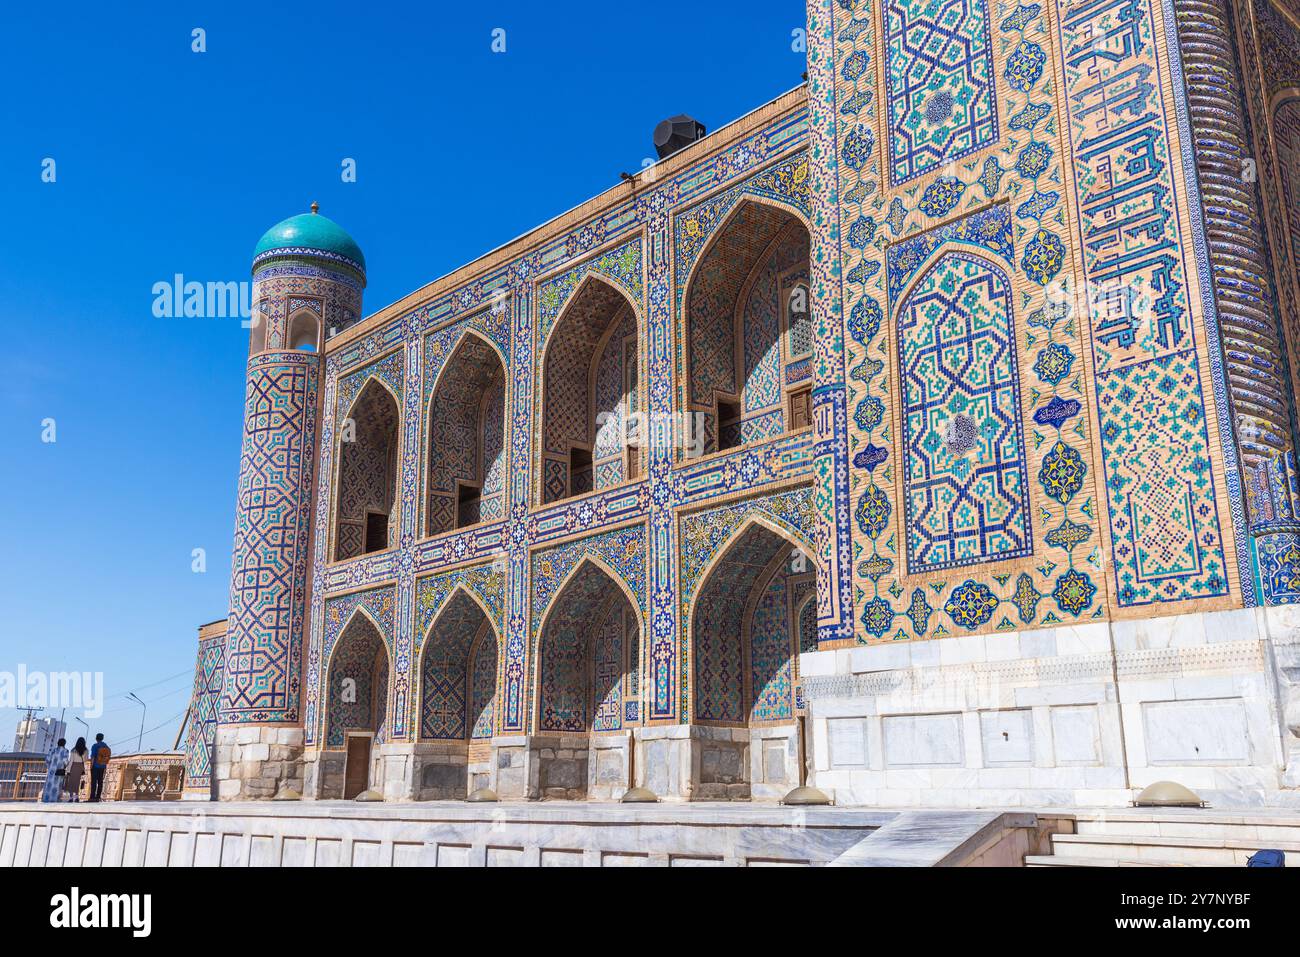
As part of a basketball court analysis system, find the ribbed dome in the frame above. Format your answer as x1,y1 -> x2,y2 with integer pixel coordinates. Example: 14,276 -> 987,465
252,205 -> 365,273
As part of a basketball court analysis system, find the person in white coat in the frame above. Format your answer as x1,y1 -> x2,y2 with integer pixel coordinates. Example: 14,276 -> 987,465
41,738 -> 69,803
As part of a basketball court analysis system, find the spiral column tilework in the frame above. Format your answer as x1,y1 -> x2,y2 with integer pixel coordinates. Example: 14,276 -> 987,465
1175,0 -> 1300,603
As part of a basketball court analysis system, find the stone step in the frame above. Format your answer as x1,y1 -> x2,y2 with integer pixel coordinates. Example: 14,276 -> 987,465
1073,817 -> 1300,844
1024,854 -> 1178,867
1050,832 -> 1300,866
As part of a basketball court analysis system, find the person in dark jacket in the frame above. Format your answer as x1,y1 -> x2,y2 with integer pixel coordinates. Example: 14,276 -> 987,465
88,733 -> 111,802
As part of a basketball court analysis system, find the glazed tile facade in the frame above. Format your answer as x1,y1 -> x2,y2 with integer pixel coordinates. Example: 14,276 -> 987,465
194,0 -> 1300,802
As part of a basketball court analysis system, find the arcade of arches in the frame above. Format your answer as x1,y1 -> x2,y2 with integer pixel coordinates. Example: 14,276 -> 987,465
318,196 -> 819,803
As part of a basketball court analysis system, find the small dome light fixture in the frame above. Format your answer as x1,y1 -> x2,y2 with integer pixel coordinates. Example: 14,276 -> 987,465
782,785 -> 832,806
1133,780 -> 1205,808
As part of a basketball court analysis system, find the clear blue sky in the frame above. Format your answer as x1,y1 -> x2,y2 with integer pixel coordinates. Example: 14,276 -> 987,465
0,0 -> 806,751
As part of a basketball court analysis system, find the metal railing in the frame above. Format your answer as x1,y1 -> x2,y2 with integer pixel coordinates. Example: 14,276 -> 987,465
0,760 -> 46,801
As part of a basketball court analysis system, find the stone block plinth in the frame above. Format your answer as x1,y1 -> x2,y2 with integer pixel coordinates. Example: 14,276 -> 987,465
215,725 -> 303,801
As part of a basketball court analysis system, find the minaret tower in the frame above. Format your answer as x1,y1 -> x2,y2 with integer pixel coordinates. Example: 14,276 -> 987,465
216,204 -> 365,799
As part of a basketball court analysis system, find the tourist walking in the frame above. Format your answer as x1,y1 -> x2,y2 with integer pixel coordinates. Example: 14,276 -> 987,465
89,733 -> 111,802
41,738 -> 69,803
65,737 -> 88,802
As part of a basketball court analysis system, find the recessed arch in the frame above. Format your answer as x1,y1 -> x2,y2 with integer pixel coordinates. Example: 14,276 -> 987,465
248,302 -> 269,356
324,606 -> 393,749
287,309 -> 320,352
538,274 -> 642,504
533,554 -> 642,736
425,329 -> 508,536
681,195 -> 812,458
333,376 -> 401,561
418,585 -> 501,741
688,515 -> 814,727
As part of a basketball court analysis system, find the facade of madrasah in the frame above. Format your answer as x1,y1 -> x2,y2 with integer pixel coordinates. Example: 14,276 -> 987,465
180,0 -> 1300,808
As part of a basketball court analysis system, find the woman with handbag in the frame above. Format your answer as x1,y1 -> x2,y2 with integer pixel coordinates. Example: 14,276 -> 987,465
64,737 -> 88,802
41,738 -> 70,803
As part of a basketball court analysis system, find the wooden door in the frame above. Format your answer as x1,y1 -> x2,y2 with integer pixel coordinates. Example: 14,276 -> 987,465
343,735 -> 371,799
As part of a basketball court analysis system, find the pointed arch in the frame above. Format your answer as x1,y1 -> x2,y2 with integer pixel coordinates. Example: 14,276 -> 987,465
532,553 -> 642,735
333,376 -> 401,561
418,584 -> 502,741
894,247 -> 1032,574
538,274 -> 642,504
415,582 -> 501,661
678,191 -> 814,303
680,195 -> 812,458
339,372 -> 402,424
889,235 -> 1014,318
324,605 -> 393,749
424,328 -> 508,536
688,515 -> 813,726
540,270 -> 642,360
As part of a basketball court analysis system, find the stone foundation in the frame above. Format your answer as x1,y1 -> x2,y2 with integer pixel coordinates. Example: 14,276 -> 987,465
802,605 -> 1300,807
530,734 -> 592,800
214,725 -> 303,801
302,747 -> 345,800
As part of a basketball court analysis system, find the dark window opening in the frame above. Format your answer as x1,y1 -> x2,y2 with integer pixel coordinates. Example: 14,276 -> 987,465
718,400 -> 742,452
457,484 -> 482,529
364,511 -> 389,554
570,446 -> 593,496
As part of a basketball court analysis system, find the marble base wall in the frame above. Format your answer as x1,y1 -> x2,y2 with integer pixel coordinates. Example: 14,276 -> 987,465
802,606 -> 1297,807
214,726 -> 303,801
749,725 -> 799,801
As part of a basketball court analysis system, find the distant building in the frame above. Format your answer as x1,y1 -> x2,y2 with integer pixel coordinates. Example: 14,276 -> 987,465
13,717 -> 65,754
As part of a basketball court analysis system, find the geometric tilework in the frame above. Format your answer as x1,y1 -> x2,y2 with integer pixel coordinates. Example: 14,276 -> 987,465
540,277 -> 638,502
895,250 -> 1032,573
692,521 -> 808,723
222,352 -> 318,724
750,564 -> 812,723
314,586 -> 397,744
537,561 -> 637,733
1059,0 -> 1230,606
681,200 -> 810,454
419,588 -> 495,740
426,331 -> 507,535
884,0 -> 998,185
681,488 -> 817,722
183,628 -> 226,791
1096,353 -> 1227,604
325,612 -> 390,748
335,376 -> 401,561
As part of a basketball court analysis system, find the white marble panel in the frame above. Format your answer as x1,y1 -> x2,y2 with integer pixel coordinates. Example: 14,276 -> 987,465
882,713 -> 964,768
1141,698 -> 1249,765
980,709 -> 1034,766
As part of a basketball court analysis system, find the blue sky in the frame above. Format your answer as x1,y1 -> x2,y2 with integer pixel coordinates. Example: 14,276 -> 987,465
0,0 -> 806,751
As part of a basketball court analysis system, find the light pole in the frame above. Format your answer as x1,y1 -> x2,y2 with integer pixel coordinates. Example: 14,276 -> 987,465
127,693 -> 146,753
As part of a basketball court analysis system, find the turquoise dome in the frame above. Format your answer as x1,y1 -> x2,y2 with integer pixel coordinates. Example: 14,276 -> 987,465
253,206 -> 365,273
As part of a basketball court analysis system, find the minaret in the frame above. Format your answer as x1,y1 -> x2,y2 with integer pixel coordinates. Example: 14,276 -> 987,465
215,204 -> 365,799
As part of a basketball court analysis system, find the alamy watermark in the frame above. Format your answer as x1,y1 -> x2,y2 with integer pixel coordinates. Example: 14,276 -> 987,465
1,666 -> 104,719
